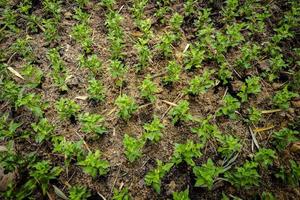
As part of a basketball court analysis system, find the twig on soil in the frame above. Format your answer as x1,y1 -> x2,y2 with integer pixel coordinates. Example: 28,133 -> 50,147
97,191 -> 107,200
75,132 -> 91,153
222,87 -> 228,100
110,165 -> 121,195
151,71 -> 166,79
160,93 -> 184,120
7,52 -> 17,64
261,109 -> 282,114
254,125 -> 275,133
161,100 -> 178,107
249,126 -> 260,150
138,103 -> 152,110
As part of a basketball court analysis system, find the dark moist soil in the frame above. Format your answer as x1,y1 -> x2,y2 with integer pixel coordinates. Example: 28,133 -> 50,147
0,0 -> 300,200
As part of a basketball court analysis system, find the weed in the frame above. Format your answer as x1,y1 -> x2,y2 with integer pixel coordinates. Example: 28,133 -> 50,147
247,107 -> 261,124
43,18 -> 59,43
0,113 -> 22,139
21,64 -> 43,88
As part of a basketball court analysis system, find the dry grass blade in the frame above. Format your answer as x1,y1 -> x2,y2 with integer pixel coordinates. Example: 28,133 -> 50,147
249,126 -> 260,149
53,185 -> 69,200
254,125 -> 275,133
7,67 -> 24,80
261,109 -> 282,114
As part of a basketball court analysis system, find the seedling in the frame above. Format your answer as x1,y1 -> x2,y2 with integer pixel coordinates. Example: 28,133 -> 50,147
247,107 -> 261,124
31,118 -> 55,143
123,134 -> 144,162
87,77 -> 106,102
169,100 -> 193,125
100,0 -> 116,10
170,13 -> 183,32
52,137 -> 84,166
172,188 -> 190,200
272,128 -> 299,151
224,161 -> 260,188
112,187 -> 132,200
16,93 -> 48,118
131,0 -> 148,21
193,158 -> 224,189
236,43 -> 261,69
71,23 -> 93,52
109,59 -> 127,87
0,80 -> 21,102
73,8 -> 90,23
184,43 -> 205,70
172,140 -> 203,166
272,86 -> 298,110
55,98 -> 81,120
43,0 -> 62,19
238,76 -> 261,102
142,116 -> 164,142
254,148 -> 277,168
43,18 -> 59,43
75,0 -> 89,8
78,150 -> 110,178
144,160 -> 173,193
217,94 -> 241,119
2,8 -> 19,32
135,39 -> 151,70
217,135 -> 242,159
222,0 -> 239,21
218,63 -> 232,84
47,48 -> 69,91
115,94 -> 138,120
69,185 -> 91,200
0,141 -> 23,172
21,64 -> 43,88
135,19 -> 153,41
78,54 -> 102,74
186,69 -> 215,95
163,60 -> 181,85
29,160 -> 62,195
226,23 -> 245,47
79,112 -> 107,136
156,32 -> 177,57
0,113 -> 22,139
191,116 -> 222,143
139,75 -> 158,102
